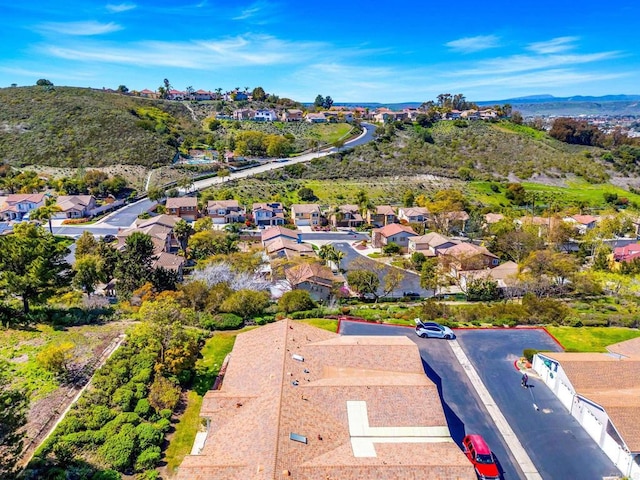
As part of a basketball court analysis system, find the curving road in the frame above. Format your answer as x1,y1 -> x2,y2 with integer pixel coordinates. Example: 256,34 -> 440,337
51,122 -> 375,237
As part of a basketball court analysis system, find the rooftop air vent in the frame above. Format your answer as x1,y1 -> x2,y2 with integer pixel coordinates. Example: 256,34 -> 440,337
292,354 -> 304,362
290,433 -> 308,444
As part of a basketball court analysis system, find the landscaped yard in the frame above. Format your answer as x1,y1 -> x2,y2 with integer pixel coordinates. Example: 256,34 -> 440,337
163,331 -> 238,476
547,326 -> 640,352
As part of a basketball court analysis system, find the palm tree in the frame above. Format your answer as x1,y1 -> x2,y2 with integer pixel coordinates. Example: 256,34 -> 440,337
31,197 -> 61,234
332,249 -> 345,271
173,219 -> 194,254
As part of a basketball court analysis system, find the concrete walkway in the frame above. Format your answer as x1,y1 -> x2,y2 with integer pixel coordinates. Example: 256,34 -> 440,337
448,339 -> 543,480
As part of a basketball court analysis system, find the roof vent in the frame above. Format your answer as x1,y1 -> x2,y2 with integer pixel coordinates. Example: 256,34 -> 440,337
290,433 -> 308,444
292,354 -> 304,362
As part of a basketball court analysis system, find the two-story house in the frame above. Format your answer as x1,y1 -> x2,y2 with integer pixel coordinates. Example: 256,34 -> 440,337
331,205 -> 363,228
254,109 -> 278,122
0,193 -> 46,221
261,225 -> 301,247
233,109 -> 254,121
398,206 -> 430,224
166,197 -> 199,221
285,262 -> 344,302
438,242 -> 499,278
207,200 -> 245,225
371,223 -> 417,251
367,205 -> 397,227
252,202 -> 285,227
281,109 -> 303,122
290,204 -> 321,227
54,195 -> 97,219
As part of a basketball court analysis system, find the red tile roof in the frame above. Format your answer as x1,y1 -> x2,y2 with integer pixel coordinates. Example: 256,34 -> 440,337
374,223 -> 417,238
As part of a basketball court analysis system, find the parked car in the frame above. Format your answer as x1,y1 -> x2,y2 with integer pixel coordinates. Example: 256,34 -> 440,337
462,434 -> 500,480
414,319 -> 454,339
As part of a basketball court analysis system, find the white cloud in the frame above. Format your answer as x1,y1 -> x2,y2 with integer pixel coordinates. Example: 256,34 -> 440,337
527,36 -> 578,54
106,3 -> 137,13
41,34 -> 328,69
35,21 -> 123,36
445,35 -> 501,53
233,1 -> 273,21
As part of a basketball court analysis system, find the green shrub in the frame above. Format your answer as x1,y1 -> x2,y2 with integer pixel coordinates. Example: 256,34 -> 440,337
159,408 -> 172,420
290,308 -> 326,319
98,424 -> 137,471
278,290 -> 316,314
523,349 -> 539,362
112,387 -> 135,411
135,446 -> 162,471
153,418 -> 171,433
134,399 -> 152,418
85,405 -> 116,430
93,470 -> 122,480
135,422 -> 163,450
210,313 -> 244,330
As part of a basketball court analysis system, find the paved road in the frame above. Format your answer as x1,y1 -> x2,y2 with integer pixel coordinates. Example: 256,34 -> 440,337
332,242 -> 432,297
340,322 -> 622,480
339,321 -> 524,479
457,329 -> 620,480
49,123 -> 375,238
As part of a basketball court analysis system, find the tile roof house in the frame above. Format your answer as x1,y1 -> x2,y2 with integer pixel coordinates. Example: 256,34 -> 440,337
0,193 -> 46,221
398,206 -> 430,224
253,202 -> 286,227
533,339 -> 640,479
563,214 -> 600,235
166,197 -> 199,221
285,262 -> 344,302
331,204 -> 364,228
614,243 -> 640,263
281,109 -> 303,122
438,242 -> 499,276
306,112 -> 327,123
261,225 -> 301,246
116,214 -> 184,276
458,261 -> 519,290
233,108 -> 255,121
367,205 -> 397,227
265,237 -> 315,260
408,232 -> 459,255
207,200 -> 245,224
290,204 -> 322,227
177,320 -> 475,480
371,223 -> 417,250
483,213 -> 505,227
54,195 -> 97,219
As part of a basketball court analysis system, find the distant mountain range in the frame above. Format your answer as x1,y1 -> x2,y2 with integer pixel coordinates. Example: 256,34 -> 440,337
476,94 -> 640,105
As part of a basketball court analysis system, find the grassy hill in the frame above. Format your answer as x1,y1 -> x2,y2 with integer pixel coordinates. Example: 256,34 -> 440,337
0,86 -> 198,168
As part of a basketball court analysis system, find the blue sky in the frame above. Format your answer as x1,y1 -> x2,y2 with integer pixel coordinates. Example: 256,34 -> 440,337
0,0 -> 638,102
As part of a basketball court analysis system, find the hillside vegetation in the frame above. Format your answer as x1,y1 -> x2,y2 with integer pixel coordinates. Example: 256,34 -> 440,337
0,86 -> 197,167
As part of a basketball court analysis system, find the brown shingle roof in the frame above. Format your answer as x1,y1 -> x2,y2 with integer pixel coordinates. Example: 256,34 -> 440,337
375,205 -> 396,216
166,196 -> 198,208
374,223 -> 417,238
607,336 -> 640,358
261,225 -> 300,243
177,320 -> 475,479
291,204 -> 321,214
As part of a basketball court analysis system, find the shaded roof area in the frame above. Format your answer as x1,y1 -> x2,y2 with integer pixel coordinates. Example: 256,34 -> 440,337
177,320 -> 474,479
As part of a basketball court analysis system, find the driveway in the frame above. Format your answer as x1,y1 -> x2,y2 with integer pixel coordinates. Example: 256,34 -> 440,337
332,242 -> 432,298
456,329 -> 620,480
339,321 -> 622,480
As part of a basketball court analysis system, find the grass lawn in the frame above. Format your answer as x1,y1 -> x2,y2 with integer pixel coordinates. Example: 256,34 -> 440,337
301,318 -> 338,332
547,326 -> 640,352
311,123 -> 353,144
163,331 -> 238,476
469,179 -> 640,209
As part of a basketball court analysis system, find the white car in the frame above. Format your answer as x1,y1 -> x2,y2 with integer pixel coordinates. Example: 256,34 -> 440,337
414,319 -> 455,339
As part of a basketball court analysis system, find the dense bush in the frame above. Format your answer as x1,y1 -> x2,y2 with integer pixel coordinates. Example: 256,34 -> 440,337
523,349 -> 539,362
278,290 -> 316,314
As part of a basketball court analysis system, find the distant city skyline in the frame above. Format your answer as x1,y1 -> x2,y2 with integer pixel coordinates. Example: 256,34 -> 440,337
1,0 -> 638,103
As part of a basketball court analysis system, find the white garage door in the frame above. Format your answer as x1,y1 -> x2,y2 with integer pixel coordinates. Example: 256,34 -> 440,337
583,409 -> 603,443
557,381 -> 573,410
602,433 -> 627,471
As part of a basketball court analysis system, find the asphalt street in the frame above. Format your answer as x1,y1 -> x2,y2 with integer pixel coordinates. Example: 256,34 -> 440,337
332,242 -> 432,298
339,321 -> 622,480
457,329 -> 620,480
340,320 -> 524,480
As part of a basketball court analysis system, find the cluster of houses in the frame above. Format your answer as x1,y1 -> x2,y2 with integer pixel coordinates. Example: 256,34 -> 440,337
0,193 -> 122,221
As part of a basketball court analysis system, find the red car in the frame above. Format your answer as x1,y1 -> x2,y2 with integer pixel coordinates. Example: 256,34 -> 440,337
462,434 -> 501,480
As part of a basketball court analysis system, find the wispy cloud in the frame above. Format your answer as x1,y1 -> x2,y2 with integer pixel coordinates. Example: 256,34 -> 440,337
41,34 -> 328,69
106,3 -> 136,13
445,35 -> 501,53
35,21 -> 123,36
233,1 -> 273,21
527,36 -> 578,54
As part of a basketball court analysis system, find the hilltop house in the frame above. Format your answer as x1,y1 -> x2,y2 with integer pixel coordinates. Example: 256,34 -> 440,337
254,109 -> 278,122
281,109 -> 303,122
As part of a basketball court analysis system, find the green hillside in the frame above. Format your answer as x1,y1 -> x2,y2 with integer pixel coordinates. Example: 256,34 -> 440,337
0,86 -> 197,167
